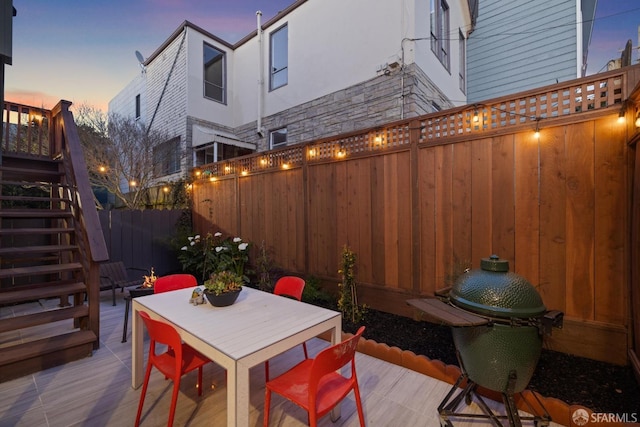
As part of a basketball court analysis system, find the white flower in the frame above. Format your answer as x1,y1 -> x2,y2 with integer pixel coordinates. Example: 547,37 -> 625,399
215,246 -> 224,252
190,241 -> 196,246
238,243 -> 248,251
188,236 -> 194,241
214,232 -> 222,237
194,234 -> 201,240
181,246 -> 188,251
233,237 -> 242,243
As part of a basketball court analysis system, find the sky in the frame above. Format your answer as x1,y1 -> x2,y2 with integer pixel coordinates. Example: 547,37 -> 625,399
3,0 -> 640,113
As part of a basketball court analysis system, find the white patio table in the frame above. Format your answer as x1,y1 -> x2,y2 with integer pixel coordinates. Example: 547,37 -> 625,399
131,286 -> 342,426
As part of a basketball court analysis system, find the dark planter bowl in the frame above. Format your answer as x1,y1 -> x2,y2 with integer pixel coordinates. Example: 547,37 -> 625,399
204,288 -> 242,307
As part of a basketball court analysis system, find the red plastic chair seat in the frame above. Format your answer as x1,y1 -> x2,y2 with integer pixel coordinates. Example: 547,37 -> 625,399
135,310 -> 211,427
264,326 -> 366,427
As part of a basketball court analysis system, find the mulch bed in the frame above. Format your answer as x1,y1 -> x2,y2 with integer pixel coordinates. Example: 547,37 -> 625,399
340,307 -> 640,415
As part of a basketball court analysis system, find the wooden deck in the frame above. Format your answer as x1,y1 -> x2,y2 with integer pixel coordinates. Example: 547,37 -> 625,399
0,289 -> 565,426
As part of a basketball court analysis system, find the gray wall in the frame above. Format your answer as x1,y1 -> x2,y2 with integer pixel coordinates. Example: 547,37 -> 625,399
99,209 -> 186,278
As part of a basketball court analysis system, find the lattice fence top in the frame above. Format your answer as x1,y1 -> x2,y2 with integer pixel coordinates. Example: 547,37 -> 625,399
195,71 -> 626,180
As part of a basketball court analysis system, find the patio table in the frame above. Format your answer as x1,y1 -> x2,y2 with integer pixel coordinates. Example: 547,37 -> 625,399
131,286 -> 342,426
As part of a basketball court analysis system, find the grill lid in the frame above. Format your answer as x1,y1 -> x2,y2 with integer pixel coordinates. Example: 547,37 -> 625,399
450,255 -> 546,319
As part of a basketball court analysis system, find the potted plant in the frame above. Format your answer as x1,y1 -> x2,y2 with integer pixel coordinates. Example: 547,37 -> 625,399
203,270 -> 243,307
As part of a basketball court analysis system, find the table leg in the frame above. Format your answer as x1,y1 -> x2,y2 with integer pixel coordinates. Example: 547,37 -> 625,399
131,304 -> 144,389
122,295 -> 131,343
329,321 -> 342,422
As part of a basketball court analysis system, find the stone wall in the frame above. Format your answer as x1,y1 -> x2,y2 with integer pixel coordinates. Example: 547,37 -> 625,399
232,63 -> 455,151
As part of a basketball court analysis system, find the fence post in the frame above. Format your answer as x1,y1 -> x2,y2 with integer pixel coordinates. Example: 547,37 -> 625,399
409,120 -> 421,293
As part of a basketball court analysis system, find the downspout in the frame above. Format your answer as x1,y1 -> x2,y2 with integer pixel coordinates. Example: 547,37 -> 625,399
256,11 -> 265,137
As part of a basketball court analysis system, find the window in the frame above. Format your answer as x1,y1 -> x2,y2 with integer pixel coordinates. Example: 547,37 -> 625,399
459,30 -> 466,93
204,43 -> 225,103
430,0 -> 450,70
270,24 -> 288,90
269,127 -> 287,148
194,143 -> 253,165
153,137 -> 181,176
135,94 -> 141,119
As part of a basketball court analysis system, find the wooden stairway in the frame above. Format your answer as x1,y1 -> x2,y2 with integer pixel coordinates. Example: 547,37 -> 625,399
0,100 -> 107,382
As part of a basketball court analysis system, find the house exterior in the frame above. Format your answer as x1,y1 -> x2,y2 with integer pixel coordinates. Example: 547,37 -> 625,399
109,0 -> 475,184
465,0 -> 597,103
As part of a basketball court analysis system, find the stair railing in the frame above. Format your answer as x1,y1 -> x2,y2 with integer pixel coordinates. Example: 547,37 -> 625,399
50,100 -> 109,346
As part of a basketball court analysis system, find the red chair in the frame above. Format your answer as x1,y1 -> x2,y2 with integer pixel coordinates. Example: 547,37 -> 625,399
122,274 -> 198,344
265,276 -> 308,381
263,326 -> 366,427
135,311 -> 210,427
154,274 -> 197,294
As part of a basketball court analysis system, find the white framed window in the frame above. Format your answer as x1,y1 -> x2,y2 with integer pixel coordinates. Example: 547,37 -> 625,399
204,43 -> 226,103
194,142 -> 253,166
270,24 -> 288,90
459,30 -> 466,93
430,0 -> 450,70
269,127 -> 287,148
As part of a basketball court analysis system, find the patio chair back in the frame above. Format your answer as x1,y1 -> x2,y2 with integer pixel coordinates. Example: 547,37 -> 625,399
154,274 -> 197,293
273,276 -> 305,301
264,326 -> 366,427
265,276 -> 308,380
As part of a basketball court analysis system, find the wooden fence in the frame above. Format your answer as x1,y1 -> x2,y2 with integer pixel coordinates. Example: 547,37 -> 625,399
98,209 -> 185,277
191,66 -> 640,366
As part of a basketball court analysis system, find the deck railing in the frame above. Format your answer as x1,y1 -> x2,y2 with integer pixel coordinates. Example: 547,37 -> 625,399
1,101 -> 52,157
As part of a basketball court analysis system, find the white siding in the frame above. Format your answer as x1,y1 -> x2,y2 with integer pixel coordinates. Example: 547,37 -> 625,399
185,28 -> 236,127
108,73 -> 147,121
234,0 -> 407,123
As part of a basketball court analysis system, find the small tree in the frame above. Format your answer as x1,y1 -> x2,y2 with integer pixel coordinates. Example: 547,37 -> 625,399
74,104 -> 188,209
337,245 -> 367,323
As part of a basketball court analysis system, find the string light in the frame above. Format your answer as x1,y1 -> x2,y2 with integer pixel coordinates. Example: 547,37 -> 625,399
336,143 -> 346,158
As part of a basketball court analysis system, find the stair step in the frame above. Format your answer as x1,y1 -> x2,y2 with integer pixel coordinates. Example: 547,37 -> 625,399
0,179 -> 72,188
0,305 -> 89,333
0,262 -> 83,279
0,281 -> 86,304
0,245 -> 78,256
0,165 -> 63,177
0,209 -> 73,219
0,330 -> 96,382
0,195 -> 71,203
0,227 -> 74,235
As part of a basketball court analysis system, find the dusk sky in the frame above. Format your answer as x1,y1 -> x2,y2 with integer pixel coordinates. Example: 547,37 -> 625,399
4,0 -> 640,112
